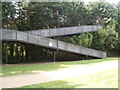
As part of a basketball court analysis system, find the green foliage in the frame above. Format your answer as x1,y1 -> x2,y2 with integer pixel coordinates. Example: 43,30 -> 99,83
91,23 -> 118,51
77,33 -> 93,47
116,5 -> 120,49
2,2 -> 94,30
68,33 -> 93,47
2,42 -> 26,64
54,33 -> 93,47
2,2 -> 119,60
87,2 -> 117,26
2,2 -> 17,29
2,42 -> 55,64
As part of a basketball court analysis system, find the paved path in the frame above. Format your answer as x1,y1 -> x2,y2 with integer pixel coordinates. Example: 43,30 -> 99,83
1,61 -> 118,88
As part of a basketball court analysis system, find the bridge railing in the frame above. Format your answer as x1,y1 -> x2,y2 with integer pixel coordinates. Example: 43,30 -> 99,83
25,25 -> 102,37
2,29 -> 106,58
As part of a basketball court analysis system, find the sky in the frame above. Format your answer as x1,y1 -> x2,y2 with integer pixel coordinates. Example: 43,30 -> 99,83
83,0 -> 120,4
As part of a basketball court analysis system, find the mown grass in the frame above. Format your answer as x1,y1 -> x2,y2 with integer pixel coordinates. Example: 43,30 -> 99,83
1,58 -> 118,76
20,68 -> 118,88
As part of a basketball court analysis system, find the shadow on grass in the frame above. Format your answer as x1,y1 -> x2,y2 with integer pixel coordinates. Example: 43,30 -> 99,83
2,63 -> 68,76
5,88 -> 118,90
5,79 -> 118,89
55,57 -> 118,65
2,58 -> 118,76
14,80 -> 84,88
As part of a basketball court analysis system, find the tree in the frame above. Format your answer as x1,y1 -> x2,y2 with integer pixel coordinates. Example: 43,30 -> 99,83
2,2 -> 94,30
2,2 -> 17,29
91,23 -> 118,51
87,2 -> 117,26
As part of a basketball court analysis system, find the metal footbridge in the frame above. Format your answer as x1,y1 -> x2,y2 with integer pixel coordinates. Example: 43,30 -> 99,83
2,25 -> 106,59
25,25 -> 101,37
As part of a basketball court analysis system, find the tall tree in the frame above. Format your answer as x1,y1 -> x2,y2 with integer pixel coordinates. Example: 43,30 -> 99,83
87,2 -> 117,26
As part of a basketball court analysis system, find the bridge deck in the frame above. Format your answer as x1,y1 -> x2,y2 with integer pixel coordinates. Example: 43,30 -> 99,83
25,25 -> 101,37
2,29 -> 106,59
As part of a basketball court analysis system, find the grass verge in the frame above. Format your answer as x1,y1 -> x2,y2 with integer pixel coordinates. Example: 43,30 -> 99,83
20,68 -> 118,88
1,58 -> 118,76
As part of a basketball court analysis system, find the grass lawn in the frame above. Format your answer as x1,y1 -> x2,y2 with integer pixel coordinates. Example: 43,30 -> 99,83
20,68 -> 118,88
1,58 -> 118,76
